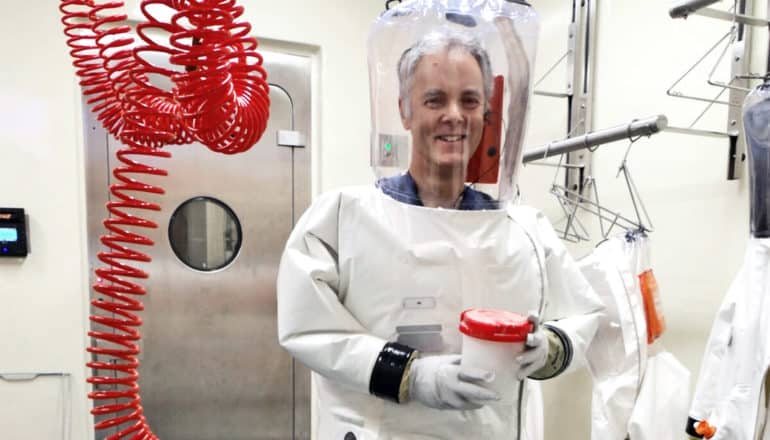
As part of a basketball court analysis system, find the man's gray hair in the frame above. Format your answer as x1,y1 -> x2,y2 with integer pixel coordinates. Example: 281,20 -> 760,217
397,30 -> 493,118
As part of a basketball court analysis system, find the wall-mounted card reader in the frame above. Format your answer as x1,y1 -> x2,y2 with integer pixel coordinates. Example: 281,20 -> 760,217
0,208 -> 28,257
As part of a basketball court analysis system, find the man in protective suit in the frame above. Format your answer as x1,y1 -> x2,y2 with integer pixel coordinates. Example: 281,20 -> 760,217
277,4 -> 603,439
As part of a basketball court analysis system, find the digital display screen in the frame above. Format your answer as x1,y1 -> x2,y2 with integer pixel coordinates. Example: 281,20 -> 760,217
0,227 -> 18,242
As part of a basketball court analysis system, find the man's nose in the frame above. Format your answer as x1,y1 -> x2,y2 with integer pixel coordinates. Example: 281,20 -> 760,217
442,101 -> 464,123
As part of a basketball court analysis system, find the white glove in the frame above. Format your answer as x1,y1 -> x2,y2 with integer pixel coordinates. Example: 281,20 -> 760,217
409,354 -> 499,410
514,313 -> 549,380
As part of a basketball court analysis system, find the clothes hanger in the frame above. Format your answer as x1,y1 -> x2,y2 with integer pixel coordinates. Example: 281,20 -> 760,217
547,122 -> 654,244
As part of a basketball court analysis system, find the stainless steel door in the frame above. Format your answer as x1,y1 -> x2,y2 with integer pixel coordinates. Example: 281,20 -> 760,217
84,49 -> 311,440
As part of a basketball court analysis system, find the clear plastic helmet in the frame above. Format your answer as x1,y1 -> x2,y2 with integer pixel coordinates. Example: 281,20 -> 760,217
742,83 -> 770,238
368,0 -> 538,210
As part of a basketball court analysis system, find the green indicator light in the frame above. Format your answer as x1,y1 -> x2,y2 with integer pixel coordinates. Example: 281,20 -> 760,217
385,143 -> 393,151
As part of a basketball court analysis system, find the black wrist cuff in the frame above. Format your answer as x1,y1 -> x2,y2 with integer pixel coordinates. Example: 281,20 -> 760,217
369,342 -> 415,403
547,324 -> 573,371
531,324 -> 573,380
686,417 -> 704,438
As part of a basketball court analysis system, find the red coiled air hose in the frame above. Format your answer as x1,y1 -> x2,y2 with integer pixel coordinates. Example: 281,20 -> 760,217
135,0 -> 270,153
59,0 -> 270,437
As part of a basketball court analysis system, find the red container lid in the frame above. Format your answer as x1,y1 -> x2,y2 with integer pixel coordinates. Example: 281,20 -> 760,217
459,309 -> 532,343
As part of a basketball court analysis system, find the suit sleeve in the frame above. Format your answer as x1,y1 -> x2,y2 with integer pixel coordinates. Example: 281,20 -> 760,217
535,210 -> 605,378
276,191 -> 415,402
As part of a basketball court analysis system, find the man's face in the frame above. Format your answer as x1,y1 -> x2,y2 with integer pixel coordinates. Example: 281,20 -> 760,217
401,48 -> 486,174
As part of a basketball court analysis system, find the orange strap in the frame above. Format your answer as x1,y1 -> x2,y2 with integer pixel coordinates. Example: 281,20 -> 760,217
695,420 -> 716,439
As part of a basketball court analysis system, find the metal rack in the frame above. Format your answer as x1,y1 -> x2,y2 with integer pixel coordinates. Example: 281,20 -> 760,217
532,0 -> 598,195
524,115 -> 666,242
523,115 -> 667,164
667,0 -> 770,180
0,372 -> 72,440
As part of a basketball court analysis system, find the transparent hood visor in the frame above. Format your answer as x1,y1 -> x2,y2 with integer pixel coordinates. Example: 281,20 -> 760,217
743,84 -> 770,238
368,0 -> 539,210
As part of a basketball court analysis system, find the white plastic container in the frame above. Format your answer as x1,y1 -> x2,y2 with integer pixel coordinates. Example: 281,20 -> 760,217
459,308 -> 532,404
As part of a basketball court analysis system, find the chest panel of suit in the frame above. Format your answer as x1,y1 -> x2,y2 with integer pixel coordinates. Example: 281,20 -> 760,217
337,192 -> 542,354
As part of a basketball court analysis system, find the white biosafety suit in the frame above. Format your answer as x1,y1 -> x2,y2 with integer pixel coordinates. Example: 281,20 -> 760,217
277,186 -> 603,439
687,238 -> 770,440
578,237 -> 648,440
278,1 -> 602,438
582,235 -> 689,440
686,81 -> 770,440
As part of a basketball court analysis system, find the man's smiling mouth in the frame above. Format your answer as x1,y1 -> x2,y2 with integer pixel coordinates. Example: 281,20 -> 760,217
435,134 -> 467,142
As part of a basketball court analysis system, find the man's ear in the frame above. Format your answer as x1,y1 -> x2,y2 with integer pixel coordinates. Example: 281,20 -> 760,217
399,98 -> 411,129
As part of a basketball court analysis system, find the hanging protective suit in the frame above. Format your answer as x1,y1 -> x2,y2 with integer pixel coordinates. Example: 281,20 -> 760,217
582,234 -> 689,440
277,1 -> 603,439
685,84 -> 770,440
579,236 -> 647,440
622,234 -> 689,439
686,240 -> 770,440
628,348 -> 690,439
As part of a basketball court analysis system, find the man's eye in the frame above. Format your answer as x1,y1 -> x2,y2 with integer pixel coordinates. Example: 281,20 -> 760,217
463,97 -> 480,107
425,97 -> 442,107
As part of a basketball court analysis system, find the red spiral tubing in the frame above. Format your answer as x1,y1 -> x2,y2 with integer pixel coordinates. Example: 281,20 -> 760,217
60,1 -> 270,438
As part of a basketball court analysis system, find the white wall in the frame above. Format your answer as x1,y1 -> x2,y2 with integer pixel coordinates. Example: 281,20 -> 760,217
0,0 -> 764,439
0,2 -> 92,439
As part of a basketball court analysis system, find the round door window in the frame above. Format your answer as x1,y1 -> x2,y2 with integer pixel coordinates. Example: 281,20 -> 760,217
168,197 -> 242,271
